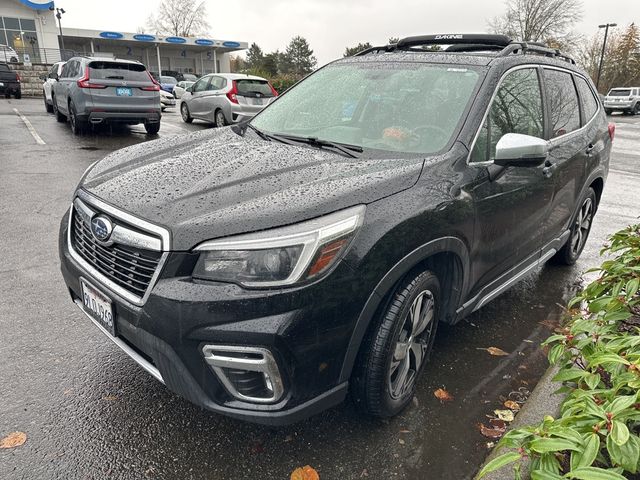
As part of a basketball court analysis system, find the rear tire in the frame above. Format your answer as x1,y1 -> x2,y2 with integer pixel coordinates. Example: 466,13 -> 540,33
44,92 -> 53,113
181,102 -> 192,123
214,109 -> 227,128
14,90 -> 21,99
69,101 -> 86,135
605,109 -> 613,115
352,269 -> 441,417
52,95 -> 66,122
551,188 -> 597,265
634,103 -> 640,115
145,122 -> 160,135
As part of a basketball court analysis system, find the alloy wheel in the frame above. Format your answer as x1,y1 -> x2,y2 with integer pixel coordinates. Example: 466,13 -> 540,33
215,110 -> 226,127
570,197 -> 593,256
181,103 -> 189,121
388,290 -> 435,399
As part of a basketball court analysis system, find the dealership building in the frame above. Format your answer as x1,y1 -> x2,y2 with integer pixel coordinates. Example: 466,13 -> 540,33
1,0 -> 248,74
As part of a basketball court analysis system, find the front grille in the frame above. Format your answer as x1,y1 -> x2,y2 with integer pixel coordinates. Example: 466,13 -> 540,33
71,208 -> 162,299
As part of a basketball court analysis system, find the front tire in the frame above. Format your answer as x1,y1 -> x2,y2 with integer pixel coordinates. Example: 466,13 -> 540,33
352,269 -> 441,417
551,188 -> 597,265
181,102 -> 192,123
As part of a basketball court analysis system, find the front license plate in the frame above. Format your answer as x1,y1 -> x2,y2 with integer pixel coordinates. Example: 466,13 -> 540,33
81,279 -> 115,336
116,87 -> 132,96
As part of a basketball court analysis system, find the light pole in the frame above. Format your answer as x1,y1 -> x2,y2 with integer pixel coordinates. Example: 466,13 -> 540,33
55,7 -> 66,53
596,23 -> 617,91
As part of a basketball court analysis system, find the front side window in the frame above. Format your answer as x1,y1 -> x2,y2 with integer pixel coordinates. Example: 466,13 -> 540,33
192,76 -> 210,92
544,69 -> 580,137
251,62 -> 482,155
575,76 -> 599,124
470,68 -> 544,163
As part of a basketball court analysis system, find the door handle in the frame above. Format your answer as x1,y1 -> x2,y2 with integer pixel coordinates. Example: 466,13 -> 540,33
585,143 -> 595,155
542,160 -> 556,178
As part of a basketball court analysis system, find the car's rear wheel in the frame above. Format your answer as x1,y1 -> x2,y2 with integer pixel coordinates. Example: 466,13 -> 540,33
145,122 -> 160,135
52,95 -> 66,122
634,103 -> 640,115
44,92 -> 53,113
352,269 -> 440,417
181,102 -> 192,123
214,109 -> 226,128
14,90 -> 21,99
69,101 -> 86,135
605,108 -> 613,115
551,187 -> 596,265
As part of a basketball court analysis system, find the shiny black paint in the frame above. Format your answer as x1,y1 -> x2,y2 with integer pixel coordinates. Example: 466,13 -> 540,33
59,50 -> 611,424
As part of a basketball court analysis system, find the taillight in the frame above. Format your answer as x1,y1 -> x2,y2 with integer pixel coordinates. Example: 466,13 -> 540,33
77,67 -> 106,89
141,72 -> 160,91
269,83 -> 278,96
226,80 -> 238,104
608,122 -> 616,141
16,73 -> 20,82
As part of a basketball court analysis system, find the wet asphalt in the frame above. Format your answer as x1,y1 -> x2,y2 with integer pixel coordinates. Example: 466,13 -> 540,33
0,98 -> 639,480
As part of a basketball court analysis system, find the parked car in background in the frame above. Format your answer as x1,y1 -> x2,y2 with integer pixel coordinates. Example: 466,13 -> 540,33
42,61 -> 65,113
603,87 -> 640,115
180,73 -> 277,127
172,80 -> 194,99
0,62 -> 21,98
158,75 -> 178,93
182,73 -> 198,82
59,34 -> 612,425
0,44 -> 19,63
52,56 -> 161,135
161,70 -> 184,82
159,88 -> 176,111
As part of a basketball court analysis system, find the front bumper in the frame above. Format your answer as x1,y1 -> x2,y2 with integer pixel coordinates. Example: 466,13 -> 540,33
161,97 -> 176,107
59,207 -> 363,424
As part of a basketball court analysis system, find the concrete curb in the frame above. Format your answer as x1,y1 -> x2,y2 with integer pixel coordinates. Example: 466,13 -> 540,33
477,364 -> 563,480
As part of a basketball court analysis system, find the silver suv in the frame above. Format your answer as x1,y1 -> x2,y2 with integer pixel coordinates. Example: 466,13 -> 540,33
52,56 -> 161,135
180,73 -> 277,127
604,87 -> 640,115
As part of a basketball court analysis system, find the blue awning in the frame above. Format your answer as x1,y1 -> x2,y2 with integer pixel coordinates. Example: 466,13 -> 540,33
19,0 -> 55,10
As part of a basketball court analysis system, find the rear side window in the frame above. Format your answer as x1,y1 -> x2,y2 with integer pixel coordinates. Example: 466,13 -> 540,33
575,76 -> 599,124
210,76 -> 227,89
0,64 -> 9,72
89,62 -> 149,82
471,68 -> 544,163
608,89 -> 631,97
543,69 -> 580,138
236,79 -> 274,97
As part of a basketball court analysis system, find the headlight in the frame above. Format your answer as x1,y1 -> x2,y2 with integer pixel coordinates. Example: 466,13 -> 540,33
192,205 -> 365,287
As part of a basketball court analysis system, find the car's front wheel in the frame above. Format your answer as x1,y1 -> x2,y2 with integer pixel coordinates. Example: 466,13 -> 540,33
352,269 -> 440,417
551,187 -> 596,265
181,102 -> 193,123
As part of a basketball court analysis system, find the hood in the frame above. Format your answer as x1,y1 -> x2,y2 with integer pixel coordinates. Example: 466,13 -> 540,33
82,128 -> 424,250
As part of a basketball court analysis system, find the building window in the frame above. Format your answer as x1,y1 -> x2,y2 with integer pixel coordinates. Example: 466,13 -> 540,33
0,16 -> 40,61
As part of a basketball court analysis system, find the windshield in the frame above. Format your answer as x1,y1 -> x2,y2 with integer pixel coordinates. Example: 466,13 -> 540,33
608,89 -> 632,97
160,76 -> 177,84
89,61 -> 149,81
250,62 -> 481,155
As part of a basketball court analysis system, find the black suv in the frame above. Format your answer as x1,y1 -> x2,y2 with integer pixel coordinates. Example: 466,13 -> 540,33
59,35 -> 613,424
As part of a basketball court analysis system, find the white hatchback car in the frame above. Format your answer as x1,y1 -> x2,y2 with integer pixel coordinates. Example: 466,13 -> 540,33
0,44 -> 19,63
180,73 -> 277,127
42,61 -> 65,113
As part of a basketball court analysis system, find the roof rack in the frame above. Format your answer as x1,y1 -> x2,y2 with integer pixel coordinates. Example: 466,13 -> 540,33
354,33 -> 576,64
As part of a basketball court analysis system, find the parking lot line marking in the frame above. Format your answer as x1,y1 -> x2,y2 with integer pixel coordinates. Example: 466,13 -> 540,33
13,108 -> 46,145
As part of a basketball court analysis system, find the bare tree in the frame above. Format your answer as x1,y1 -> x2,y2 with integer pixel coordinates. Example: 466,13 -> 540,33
146,0 -> 210,37
489,0 -> 583,44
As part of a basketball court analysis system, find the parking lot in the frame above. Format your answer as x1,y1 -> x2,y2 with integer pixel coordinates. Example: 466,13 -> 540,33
1,97 -> 639,479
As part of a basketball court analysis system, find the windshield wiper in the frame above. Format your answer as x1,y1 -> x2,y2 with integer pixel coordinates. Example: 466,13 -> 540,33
245,124 -> 293,145
271,134 -> 363,158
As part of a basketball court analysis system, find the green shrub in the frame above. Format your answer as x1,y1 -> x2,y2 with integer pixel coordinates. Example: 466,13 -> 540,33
478,225 -> 640,479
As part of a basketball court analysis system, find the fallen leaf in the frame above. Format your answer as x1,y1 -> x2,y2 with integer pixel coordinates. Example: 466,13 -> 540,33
290,465 -> 319,480
486,442 -> 495,449
103,395 -> 118,401
399,429 -> 410,433
478,423 -> 506,439
398,438 -> 405,445
494,409 -> 515,422
489,418 -> 506,429
434,388 -> 454,402
360,469 -> 369,477
0,431 -> 27,449
477,347 -> 510,356
504,400 -> 521,411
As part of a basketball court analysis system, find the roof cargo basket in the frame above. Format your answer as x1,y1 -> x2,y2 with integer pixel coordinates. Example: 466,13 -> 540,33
396,34 -> 512,49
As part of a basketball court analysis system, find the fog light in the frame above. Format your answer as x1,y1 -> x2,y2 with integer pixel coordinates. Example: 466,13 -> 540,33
202,345 -> 284,404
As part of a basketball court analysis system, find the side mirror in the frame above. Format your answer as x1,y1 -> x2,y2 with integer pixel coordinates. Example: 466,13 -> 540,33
186,86 -> 193,93
494,133 -> 549,167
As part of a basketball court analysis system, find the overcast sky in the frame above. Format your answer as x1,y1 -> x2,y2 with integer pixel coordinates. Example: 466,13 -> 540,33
58,0 -> 640,65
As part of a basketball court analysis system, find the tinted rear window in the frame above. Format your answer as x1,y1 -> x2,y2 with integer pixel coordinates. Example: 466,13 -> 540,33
89,61 -> 149,81
0,64 -> 10,72
609,89 -> 631,96
236,79 -> 273,97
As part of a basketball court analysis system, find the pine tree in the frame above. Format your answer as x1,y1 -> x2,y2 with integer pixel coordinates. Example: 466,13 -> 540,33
344,42 -> 373,57
281,36 -> 317,77
245,43 -> 264,70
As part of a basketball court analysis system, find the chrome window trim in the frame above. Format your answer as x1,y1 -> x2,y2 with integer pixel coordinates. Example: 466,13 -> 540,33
466,64 -> 602,167
67,190 -> 171,307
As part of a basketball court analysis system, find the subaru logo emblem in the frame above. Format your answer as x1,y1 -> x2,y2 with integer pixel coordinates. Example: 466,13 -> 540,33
91,215 -> 113,242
